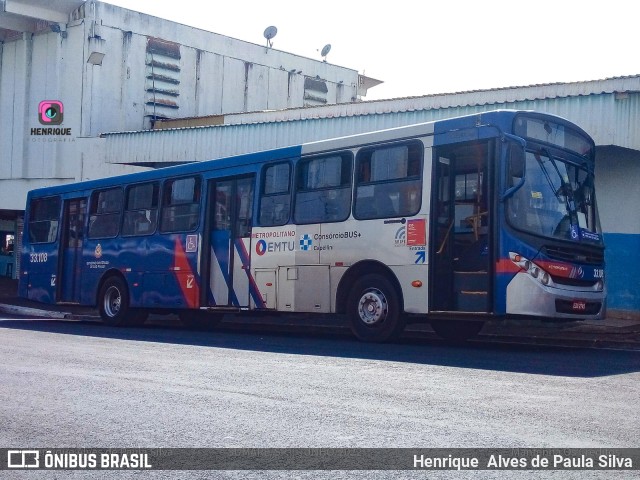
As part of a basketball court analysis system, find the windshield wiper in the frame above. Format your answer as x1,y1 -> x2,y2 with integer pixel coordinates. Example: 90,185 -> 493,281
535,148 -> 577,205
533,150 -> 563,201
542,148 -> 571,198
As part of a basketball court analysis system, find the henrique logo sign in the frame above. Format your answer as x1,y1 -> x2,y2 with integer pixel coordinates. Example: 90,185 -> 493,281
38,100 -> 64,125
30,100 -> 73,139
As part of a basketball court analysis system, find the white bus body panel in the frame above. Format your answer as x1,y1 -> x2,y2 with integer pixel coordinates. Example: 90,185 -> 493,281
250,132 -> 435,315
251,217 -> 431,314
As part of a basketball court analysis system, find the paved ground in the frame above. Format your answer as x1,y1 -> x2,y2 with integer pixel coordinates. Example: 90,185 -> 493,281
2,276 -> 639,478
1,277 -> 639,350
1,317 -> 639,479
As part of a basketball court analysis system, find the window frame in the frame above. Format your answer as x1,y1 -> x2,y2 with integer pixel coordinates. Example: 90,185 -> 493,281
353,140 -> 423,220
87,187 -> 124,239
159,175 -> 202,234
27,195 -> 62,244
122,181 -> 160,237
258,162 -> 292,227
293,151 -> 353,225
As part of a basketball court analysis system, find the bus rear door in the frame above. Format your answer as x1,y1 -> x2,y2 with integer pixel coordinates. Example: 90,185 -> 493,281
58,197 -> 87,303
205,176 -> 262,308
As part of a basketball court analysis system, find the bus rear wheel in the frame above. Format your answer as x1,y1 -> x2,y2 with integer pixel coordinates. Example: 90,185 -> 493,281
98,276 -> 134,327
430,320 -> 484,342
347,274 -> 405,342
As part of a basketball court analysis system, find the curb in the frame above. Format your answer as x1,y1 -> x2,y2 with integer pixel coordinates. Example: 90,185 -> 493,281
472,332 -> 640,351
0,302 -> 100,321
216,320 -> 640,351
0,303 -> 69,319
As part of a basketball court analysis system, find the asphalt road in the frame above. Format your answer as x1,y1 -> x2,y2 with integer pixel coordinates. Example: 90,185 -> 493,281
1,317 -> 639,479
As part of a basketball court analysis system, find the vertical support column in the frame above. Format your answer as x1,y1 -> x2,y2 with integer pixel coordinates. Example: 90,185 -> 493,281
15,216 -> 24,280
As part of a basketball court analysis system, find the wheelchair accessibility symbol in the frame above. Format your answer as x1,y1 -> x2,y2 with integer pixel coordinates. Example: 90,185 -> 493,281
570,226 -> 579,240
186,235 -> 198,253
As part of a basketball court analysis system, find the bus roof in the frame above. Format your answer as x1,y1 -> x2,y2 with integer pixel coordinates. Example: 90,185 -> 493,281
26,109 -> 586,200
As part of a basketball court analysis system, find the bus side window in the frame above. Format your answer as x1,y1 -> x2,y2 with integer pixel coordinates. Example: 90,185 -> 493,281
28,196 -> 61,244
88,188 -> 123,239
354,142 -> 422,219
160,176 -> 201,233
293,153 -> 352,224
122,182 -> 159,236
259,162 -> 291,226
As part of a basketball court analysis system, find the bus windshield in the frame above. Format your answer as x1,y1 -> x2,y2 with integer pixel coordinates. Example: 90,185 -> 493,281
506,149 -> 600,243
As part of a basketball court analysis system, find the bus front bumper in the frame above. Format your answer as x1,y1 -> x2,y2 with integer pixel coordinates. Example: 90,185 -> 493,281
506,272 -> 606,320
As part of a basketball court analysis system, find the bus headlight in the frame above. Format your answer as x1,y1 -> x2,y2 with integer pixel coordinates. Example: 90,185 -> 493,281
509,252 -> 554,288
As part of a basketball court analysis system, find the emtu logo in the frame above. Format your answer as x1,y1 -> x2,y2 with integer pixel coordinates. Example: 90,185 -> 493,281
38,100 -> 64,125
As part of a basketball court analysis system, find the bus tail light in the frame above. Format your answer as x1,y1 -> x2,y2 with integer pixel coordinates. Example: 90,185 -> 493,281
411,280 -> 423,288
509,252 -> 555,287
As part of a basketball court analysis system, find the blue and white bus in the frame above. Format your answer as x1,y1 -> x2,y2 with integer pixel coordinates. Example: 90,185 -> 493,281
19,110 -> 606,341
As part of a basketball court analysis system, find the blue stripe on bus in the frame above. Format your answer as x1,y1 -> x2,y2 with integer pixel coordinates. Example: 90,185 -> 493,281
234,238 -> 266,309
212,233 -> 240,307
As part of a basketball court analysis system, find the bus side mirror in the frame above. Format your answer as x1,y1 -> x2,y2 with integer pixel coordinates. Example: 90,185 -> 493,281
508,145 -> 525,179
501,140 -> 526,202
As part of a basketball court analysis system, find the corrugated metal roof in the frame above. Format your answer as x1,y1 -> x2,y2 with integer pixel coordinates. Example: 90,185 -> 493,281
214,74 -> 640,126
103,75 -> 640,165
104,74 -> 640,134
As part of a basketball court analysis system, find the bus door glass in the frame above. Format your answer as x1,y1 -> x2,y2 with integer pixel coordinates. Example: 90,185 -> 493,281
59,197 -> 87,303
207,176 -> 256,307
430,141 -> 492,313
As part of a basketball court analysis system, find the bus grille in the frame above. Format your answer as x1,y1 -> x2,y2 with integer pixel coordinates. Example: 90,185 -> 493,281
543,246 -> 604,265
551,277 -> 599,288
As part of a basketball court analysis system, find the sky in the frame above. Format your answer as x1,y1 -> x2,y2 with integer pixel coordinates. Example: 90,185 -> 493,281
104,0 -> 637,101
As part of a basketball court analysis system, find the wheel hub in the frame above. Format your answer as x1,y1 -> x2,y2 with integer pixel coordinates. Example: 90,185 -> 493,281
357,289 -> 388,325
104,286 -> 121,317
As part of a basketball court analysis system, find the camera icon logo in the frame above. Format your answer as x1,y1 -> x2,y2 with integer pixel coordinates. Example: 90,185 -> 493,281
38,100 -> 64,125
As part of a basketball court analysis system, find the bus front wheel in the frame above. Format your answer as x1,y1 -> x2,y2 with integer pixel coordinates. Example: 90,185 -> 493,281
347,274 -> 405,342
98,276 -> 133,327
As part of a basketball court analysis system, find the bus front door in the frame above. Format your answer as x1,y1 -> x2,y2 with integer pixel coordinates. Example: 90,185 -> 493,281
430,141 -> 492,313
205,176 -> 260,308
58,198 -> 87,303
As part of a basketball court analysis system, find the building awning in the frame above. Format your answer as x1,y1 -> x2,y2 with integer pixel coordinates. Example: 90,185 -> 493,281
0,0 -> 85,39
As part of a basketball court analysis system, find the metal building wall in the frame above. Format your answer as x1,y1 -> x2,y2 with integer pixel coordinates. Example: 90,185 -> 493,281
0,0 -> 364,211
594,146 -> 640,315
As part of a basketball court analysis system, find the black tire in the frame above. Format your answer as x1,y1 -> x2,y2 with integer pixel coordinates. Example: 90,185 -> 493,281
179,310 -> 223,331
347,274 -> 405,342
430,320 -> 484,342
98,276 -> 133,327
